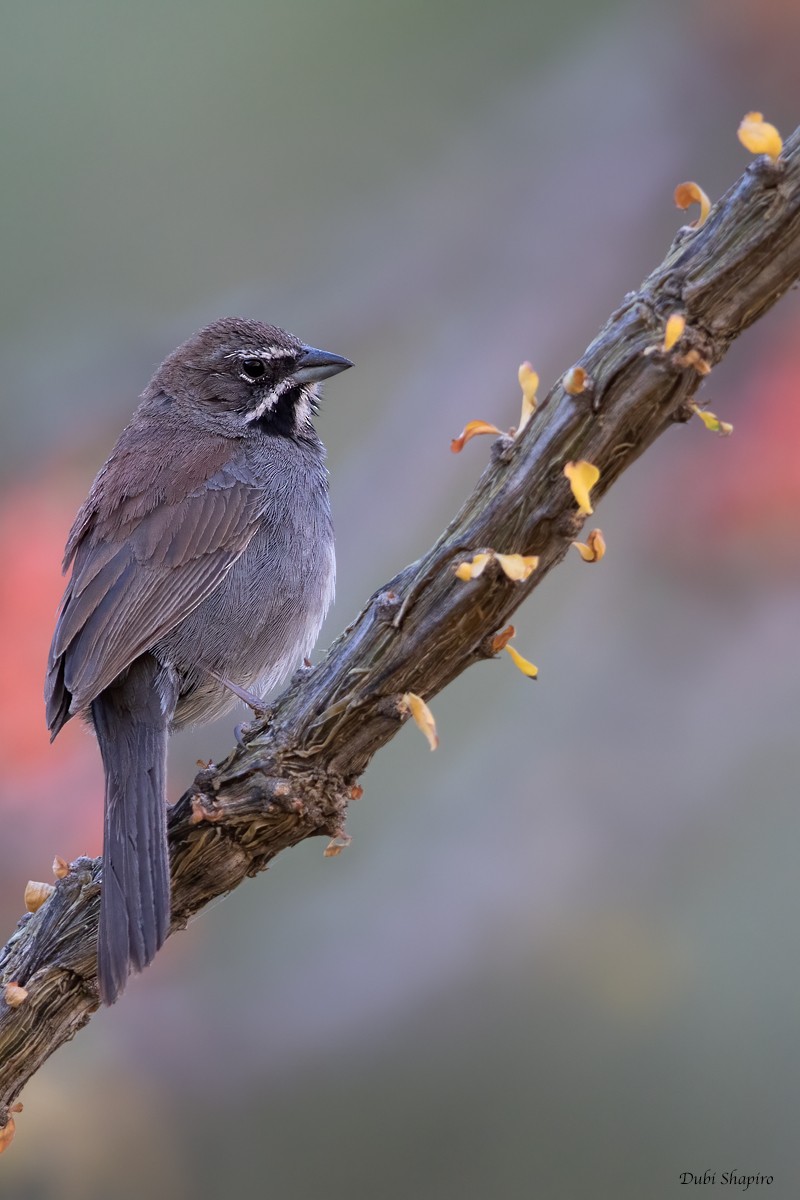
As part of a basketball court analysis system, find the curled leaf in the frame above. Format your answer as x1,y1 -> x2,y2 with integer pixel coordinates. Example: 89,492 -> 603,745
517,362 -> 539,434
324,833 -> 352,858
495,553 -> 539,582
490,624 -> 516,653
663,313 -> 686,352
564,460 -> 600,515
450,420 -> 502,453
563,365 -> 588,395
454,552 -> 492,581
4,982 -> 28,1008
505,643 -> 539,679
401,692 -> 439,751
24,881 -> 55,913
690,404 -> 733,436
738,112 -> 783,163
572,528 -> 606,562
52,855 -> 69,879
674,181 -> 711,229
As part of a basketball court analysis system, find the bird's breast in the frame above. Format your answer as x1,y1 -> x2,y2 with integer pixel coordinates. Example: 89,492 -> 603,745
160,447 -> 335,728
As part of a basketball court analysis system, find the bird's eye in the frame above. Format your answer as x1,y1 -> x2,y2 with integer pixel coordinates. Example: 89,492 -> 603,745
240,358 -> 266,381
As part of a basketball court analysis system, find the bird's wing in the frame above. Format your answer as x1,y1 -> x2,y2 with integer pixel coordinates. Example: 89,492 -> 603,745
46,451 -> 266,735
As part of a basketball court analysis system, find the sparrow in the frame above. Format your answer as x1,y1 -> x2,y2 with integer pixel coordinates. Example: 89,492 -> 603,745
45,317 -> 351,1003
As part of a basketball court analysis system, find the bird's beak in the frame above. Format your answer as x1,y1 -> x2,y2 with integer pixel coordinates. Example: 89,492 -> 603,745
293,345 -> 353,385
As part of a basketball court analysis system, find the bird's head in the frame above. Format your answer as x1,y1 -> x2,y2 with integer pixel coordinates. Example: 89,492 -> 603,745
147,317 -> 352,438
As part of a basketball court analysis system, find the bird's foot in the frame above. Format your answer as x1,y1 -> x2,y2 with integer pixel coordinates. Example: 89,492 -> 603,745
221,680 -> 274,748
218,676 -> 269,715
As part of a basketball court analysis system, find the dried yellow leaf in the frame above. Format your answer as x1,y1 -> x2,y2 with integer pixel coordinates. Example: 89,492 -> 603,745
572,528 -> 606,563
738,112 -> 783,162
674,181 -> 711,229
24,881 -> 55,913
563,365 -> 588,395
675,348 -> 712,376
454,552 -> 492,581
504,643 -> 539,679
517,362 -> 539,434
564,460 -> 600,515
401,692 -> 439,751
490,624 -> 516,653
323,834 -> 352,858
585,528 -> 606,561
52,855 -> 69,879
4,982 -> 28,1008
690,404 -> 733,436
0,1114 -> 16,1155
495,553 -> 539,582
663,313 -> 686,352
451,420 -> 503,453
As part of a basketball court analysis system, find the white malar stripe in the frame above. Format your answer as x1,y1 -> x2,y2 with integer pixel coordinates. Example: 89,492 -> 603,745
244,382 -> 317,427
244,394 -> 275,423
292,389 -> 313,432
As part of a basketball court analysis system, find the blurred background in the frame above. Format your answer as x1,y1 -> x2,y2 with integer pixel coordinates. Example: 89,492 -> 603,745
1,1 -> 799,1196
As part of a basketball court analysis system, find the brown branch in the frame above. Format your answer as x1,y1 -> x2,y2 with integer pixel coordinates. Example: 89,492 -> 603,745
3,130 -> 800,1132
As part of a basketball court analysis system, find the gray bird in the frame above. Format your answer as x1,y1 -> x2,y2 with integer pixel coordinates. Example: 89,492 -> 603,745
45,317 -> 351,1004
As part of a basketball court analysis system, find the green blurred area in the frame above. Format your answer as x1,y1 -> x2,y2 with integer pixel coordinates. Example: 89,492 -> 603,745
2,2 -> 800,1197
0,0 -> 584,439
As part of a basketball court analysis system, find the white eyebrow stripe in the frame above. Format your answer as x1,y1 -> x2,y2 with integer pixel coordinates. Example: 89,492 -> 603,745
225,347 -> 296,362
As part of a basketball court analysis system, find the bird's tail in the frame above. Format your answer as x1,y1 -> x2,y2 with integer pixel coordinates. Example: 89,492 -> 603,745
91,656 -> 175,1005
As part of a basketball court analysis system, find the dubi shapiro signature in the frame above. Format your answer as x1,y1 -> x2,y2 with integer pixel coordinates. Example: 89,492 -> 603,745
679,1172 -> 773,1190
